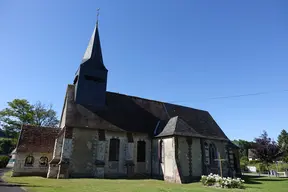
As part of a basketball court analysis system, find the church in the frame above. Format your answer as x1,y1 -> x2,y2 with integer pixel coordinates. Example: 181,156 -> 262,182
12,19 -> 240,183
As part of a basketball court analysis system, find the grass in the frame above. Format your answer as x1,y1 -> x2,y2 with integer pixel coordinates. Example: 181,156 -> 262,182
2,171 -> 288,192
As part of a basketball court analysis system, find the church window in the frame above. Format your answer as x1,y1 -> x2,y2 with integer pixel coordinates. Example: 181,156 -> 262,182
229,148 -> 235,167
127,132 -> 133,143
159,140 -> 164,163
98,130 -> 105,141
137,140 -> 146,162
84,75 -> 105,83
204,142 -> 210,164
209,143 -> 217,164
109,138 -> 120,161
39,156 -> 48,167
24,155 -> 34,166
233,153 -> 238,170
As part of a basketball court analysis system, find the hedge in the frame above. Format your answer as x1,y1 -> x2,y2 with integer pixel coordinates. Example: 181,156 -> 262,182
0,155 -> 10,168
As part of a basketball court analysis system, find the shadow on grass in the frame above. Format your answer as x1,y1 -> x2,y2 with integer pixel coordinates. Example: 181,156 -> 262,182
243,179 -> 262,185
242,175 -> 288,185
256,178 -> 288,182
0,183 -> 43,188
68,174 -> 162,181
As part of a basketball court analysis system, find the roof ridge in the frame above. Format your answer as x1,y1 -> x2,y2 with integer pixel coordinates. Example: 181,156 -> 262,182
106,91 -> 208,113
22,124 -> 59,129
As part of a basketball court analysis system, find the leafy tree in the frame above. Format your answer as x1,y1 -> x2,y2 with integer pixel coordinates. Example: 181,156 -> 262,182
0,99 -> 34,138
232,139 -> 252,158
0,99 -> 59,138
33,101 -> 59,127
251,131 -> 282,166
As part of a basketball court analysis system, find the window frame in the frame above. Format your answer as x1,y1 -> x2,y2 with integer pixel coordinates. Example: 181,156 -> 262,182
109,138 -> 120,161
137,140 -> 146,162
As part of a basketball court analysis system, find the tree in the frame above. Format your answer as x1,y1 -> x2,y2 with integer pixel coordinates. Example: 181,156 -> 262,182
0,99 -> 34,138
33,101 -> 59,127
277,129 -> 288,151
0,138 -> 16,155
277,129 -> 288,162
0,99 -> 59,138
232,139 -> 252,158
251,131 -> 282,165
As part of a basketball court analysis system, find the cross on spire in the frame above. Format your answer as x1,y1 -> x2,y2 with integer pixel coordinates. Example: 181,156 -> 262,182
96,8 -> 100,27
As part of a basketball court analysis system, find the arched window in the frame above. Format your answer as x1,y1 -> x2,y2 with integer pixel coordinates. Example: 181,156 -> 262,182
204,142 -> 210,164
137,140 -> 146,162
109,138 -> 120,161
159,140 -> 164,163
24,155 -> 34,166
233,153 -> 238,171
39,156 -> 48,167
209,143 -> 217,164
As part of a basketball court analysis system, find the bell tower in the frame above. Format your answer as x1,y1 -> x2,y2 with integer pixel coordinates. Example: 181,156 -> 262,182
73,11 -> 108,111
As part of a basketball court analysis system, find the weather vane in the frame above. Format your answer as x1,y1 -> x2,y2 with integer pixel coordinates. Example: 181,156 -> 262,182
96,8 -> 100,26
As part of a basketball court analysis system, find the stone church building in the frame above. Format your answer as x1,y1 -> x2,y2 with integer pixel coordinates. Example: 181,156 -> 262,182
12,20 -> 240,183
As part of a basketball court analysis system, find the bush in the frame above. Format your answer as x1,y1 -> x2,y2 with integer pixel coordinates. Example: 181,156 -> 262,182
0,138 -> 16,155
0,155 -> 10,168
249,160 -> 261,165
269,163 -> 288,172
200,173 -> 245,189
256,163 -> 268,173
240,157 -> 249,171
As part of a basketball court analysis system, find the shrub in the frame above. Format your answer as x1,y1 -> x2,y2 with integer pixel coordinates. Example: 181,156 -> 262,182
269,163 -> 288,172
240,157 -> 249,171
0,138 -> 16,154
200,173 -> 245,189
0,155 -> 10,168
249,160 -> 261,165
256,163 -> 268,173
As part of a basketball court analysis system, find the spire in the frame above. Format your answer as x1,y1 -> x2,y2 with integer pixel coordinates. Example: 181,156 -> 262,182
82,9 -> 106,70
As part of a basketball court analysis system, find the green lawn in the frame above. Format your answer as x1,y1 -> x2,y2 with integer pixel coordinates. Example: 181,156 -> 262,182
2,171 -> 288,192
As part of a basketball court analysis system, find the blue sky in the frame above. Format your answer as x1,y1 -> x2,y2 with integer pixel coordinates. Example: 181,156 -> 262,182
1,0 -> 288,141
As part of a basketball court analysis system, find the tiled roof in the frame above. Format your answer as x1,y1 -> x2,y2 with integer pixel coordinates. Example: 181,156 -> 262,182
16,125 -> 60,153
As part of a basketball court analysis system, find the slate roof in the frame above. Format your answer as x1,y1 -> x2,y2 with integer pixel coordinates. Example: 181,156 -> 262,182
103,92 -> 230,140
156,116 -> 206,138
81,24 -> 107,70
64,85 -> 230,141
16,125 -> 60,153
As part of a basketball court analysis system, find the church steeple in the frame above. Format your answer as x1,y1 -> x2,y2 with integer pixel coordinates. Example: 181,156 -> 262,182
73,11 -> 108,112
81,24 -> 106,70
81,10 -> 107,70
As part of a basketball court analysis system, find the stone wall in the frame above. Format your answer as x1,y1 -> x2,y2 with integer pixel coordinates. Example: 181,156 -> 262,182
177,137 -> 203,179
177,137 -> 189,177
191,138 -> 202,177
159,137 -> 182,183
59,99 -> 68,128
12,152 -> 52,177
151,139 -> 162,178
47,129 -> 64,178
202,139 -> 230,177
68,128 -> 151,178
